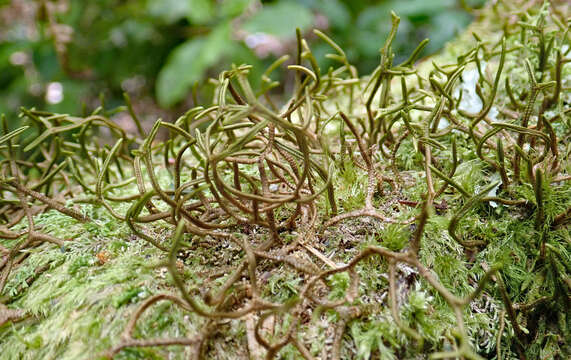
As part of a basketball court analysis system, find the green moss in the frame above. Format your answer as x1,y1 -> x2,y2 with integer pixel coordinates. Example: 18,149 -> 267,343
1,1 -> 570,359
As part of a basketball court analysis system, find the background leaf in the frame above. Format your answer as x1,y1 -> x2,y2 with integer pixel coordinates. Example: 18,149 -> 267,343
156,23 -> 231,107
187,0 -> 214,25
147,0 -> 192,24
241,1 -> 314,39
219,0 -> 252,18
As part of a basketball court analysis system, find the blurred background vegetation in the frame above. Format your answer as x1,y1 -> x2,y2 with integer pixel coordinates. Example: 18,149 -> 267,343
0,0 -> 485,128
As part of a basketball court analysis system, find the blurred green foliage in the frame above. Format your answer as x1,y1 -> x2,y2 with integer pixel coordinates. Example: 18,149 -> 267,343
0,0 -> 484,121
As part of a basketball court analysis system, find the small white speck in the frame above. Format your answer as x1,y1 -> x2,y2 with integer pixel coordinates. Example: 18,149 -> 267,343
245,33 -> 269,48
46,82 -> 64,104
9,51 -> 28,66
453,67 -> 484,113
437,117 -> 449,130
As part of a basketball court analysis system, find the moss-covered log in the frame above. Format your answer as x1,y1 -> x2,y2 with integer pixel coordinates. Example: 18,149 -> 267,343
1,1 -> 570,359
